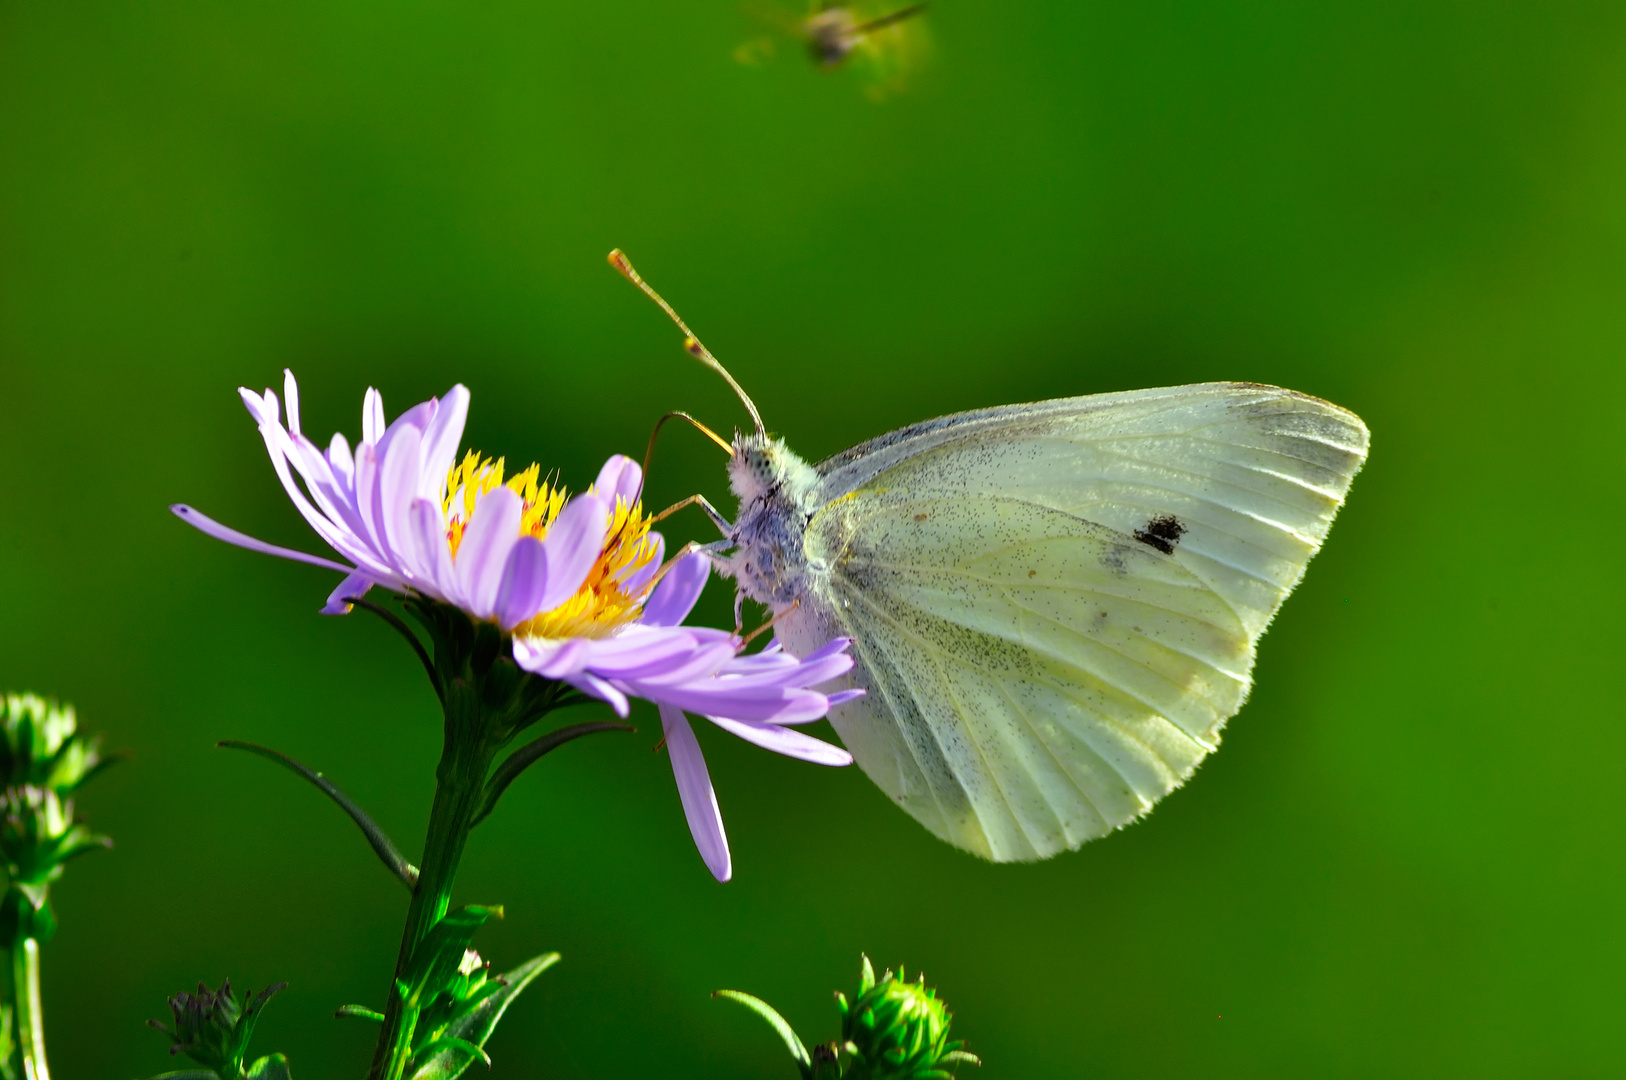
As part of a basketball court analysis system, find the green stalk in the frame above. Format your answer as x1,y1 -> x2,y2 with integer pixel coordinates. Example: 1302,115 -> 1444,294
12,937 -> 48,1080
367,684 -> 495,1080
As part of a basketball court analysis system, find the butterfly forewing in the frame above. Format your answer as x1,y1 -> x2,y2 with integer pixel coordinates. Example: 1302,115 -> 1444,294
790,384 -> 1368,861
814,384 -> 1369,635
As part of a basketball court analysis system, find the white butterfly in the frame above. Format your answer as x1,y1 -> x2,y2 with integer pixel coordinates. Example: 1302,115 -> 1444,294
612,253 -> 1369,862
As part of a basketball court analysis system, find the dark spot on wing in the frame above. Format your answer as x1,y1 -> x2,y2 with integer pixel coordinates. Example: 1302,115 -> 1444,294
1133,515 -> 1185,555
913,513 -> 928,522
1027,569 -> 1036,578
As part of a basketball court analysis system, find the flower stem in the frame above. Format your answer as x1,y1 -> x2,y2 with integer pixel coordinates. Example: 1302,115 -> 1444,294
11,937 -> 49,1080
367,684 -> 495,1080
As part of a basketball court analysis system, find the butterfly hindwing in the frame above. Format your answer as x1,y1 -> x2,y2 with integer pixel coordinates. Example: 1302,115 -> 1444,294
796,493 -> 1248,860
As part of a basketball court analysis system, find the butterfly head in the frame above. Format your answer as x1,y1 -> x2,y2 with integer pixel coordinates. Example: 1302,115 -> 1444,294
728,432 -> 815,506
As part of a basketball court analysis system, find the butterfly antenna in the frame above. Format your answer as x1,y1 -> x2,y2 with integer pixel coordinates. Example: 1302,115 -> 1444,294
851,0 -> 928,36
636,410 -> 733,509
607,249 -> 767,438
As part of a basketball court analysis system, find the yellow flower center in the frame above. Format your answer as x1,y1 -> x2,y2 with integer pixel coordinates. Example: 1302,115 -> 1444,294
443,451 -> 661,638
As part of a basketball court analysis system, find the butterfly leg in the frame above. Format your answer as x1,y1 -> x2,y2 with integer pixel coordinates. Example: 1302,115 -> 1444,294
686,538 -> 750,633
651,493 -> 735,536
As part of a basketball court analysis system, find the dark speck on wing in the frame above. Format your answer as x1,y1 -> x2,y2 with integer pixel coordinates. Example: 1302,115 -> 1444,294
1133,515 -> 1186,555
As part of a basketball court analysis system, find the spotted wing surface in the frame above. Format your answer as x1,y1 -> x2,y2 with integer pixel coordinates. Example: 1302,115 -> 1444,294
792,383 -> 1368,861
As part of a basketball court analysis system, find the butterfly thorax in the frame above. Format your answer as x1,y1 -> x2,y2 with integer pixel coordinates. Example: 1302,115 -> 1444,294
723,435 -> 823,608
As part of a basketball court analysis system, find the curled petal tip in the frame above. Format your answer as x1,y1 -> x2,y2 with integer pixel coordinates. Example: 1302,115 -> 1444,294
593,454 -> 643,504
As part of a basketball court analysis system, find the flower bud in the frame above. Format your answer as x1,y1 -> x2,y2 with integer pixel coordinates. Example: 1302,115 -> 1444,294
837,956 -> 978,1080
147,979 -> 287,1080
0,695 -> 116,942
0,693 -> 112,794
810,1041 -> 844,1080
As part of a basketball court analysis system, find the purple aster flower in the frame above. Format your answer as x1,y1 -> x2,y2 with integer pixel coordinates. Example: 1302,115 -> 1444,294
171,370 -> 622,628
172,370 -> 859,880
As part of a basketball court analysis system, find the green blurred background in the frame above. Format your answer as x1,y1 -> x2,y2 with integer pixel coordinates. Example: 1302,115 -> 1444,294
2,0 -> 1624,1076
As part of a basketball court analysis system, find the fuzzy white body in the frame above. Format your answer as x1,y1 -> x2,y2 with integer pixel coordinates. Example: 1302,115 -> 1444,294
723,436 -> 825,610
716,383 -> 1369,862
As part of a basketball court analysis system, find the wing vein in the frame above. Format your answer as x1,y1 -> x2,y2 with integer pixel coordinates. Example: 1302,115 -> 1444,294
855,558 -> 1241,638
844,584 -> 1018,853
991,673 -> 1105,846
998,596 -> 1230,748
848,582 -> 1186,826
838,610 -> 963,844
927,642 -> 1054,856
1081,442 -> 1324,542
851,553 -> 1249,707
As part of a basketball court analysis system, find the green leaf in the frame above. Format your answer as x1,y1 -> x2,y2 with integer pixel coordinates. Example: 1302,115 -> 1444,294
335,1004 -> 385,1023
407,952 -> 559,1080
67,747 -> 126,791
137,1072 -> 221,1080
53,825 -> 114,863
231,981 -> 288,1060
398,906 -> 503,1009
713,990 -> 813,1079
411,1036 -> 490,1068
470,722 -> 633,827
343,595 -> 445,703
218,741 -> 418,890
245,1054 -> 292,1080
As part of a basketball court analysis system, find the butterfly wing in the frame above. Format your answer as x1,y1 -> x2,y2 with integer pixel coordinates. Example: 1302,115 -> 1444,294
782,383 -> 1368,860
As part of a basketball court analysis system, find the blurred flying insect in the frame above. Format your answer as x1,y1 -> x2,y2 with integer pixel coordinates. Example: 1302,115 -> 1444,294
736,0 -> 931,100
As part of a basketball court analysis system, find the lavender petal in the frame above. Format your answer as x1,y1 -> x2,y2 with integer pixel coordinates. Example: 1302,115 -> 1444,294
238,386 -> 277,426
282,370 -> 302,436
594,454 -> 642,505
644,683 -> 832,724
536,493 -> 609,612
327,432 -> 355,486
621,531 -> 665,594
376,423 -> 424,578
703,715 -> 853,766
322,571 -> 376,615
661,705 -> 731,882
455,485 -> 524,619
641,551 -> 709,627
170,505 -> 355,574
493,536 -> 549,630
568,671 -> 631,717
515,636 -> 591,679
418,385 -> 470,503
409,497 -> 459,607
363,388 -> 385,445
